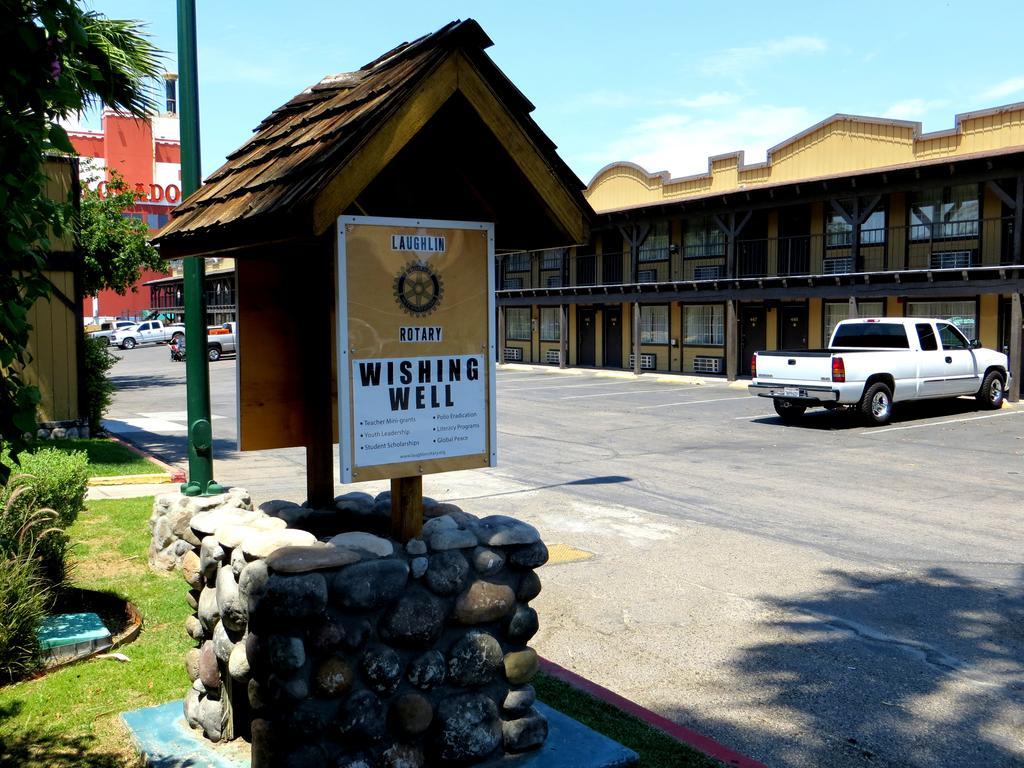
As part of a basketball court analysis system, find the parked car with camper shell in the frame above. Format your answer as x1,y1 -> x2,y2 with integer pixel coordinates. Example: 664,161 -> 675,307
111,319 -> 185,349
87,320 -> 137,346
748,317 -> 1009,426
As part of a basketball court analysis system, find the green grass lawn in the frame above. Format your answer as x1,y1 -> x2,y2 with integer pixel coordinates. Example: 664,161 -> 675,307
0,497 -> 190,768
41,439 -> 159,477
0,495 -> 722,767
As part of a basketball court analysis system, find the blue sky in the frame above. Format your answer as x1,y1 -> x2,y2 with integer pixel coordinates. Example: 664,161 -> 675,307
84,1 -> 1024,185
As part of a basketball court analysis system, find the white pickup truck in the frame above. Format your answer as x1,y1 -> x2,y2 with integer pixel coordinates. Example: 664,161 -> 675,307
111,320 -> 185,350
748,318 -> 1009,425
205,322 -> 237,361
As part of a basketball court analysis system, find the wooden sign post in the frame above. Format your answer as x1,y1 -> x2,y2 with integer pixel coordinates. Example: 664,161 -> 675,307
336,217 -> 497,541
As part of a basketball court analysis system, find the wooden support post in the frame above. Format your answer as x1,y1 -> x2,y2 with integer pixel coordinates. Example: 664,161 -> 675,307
1010,292 -> 1022,403
497,305 -> 505,365
726,299 -> 738,381
391,475 -> 423,542
304,251 -> 335,508
1014,175 -> 1023,265
848,296 -> 858,319
559,304 -> 568,369
632,301 -> 642,375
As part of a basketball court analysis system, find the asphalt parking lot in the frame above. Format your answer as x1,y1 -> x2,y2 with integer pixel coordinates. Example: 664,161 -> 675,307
106,346 -> 1024,768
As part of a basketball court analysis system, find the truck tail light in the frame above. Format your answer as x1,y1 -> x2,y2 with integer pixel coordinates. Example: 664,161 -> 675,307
751,354 -> 757,378
832,356 -> 845,382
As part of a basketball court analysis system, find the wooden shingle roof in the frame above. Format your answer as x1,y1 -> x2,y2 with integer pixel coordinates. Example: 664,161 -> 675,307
156,19 -> 588,253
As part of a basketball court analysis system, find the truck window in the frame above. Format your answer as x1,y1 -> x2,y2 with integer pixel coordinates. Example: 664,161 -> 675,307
915,323 -> 938,351
936,322 -> 969,350
831,323 -> 909,348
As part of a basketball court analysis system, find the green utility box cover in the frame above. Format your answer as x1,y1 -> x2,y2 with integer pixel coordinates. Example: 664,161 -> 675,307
38,612 -> 112,664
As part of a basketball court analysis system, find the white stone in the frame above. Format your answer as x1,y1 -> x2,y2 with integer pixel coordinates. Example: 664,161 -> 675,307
240,529 -> 317,559
215,518 -> 287,549
422,515 -> 458,537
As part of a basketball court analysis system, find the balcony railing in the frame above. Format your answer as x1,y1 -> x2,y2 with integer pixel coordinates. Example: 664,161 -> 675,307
496,217 -> 1016,291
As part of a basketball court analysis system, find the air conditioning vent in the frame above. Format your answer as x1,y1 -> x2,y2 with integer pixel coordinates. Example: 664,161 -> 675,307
545,349 -> 561,364
693,355 -> 723,374
637,269 -> 658,283
628,353 -> 656,370
545,275 -> 562,287
502,278 -> 523,289
693,265 -> 722,280
503,347 -> 523,362
823,256 -> 854,274
930,250 -> 973,269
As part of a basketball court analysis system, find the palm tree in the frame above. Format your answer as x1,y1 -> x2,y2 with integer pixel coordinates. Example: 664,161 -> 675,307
0,1 -> 164,482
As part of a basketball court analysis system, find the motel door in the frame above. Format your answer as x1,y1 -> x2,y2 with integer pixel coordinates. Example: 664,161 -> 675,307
740,306 -> 766,375
578,307 -> 597,366
780,304 -> 808,350
603,308 -> 622,368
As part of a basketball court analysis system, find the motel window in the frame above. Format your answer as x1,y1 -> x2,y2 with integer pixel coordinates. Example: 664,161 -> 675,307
905,300 -> 977,340
504,252 -> 530,273
541,248 -> 566,271
683,304 -> 724,346
540,307 -> 561,341
505,308 -> 531,341
825,200 -> 886,247
824,301 -> 884,342
639,305 -> 669,344
639,221 -> 671,262
909,185 -> 980,241
683,217 -> 725,258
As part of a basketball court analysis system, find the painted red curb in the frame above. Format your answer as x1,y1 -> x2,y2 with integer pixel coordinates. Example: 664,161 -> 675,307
106,433 -> 186,483
539,657 -> 767,768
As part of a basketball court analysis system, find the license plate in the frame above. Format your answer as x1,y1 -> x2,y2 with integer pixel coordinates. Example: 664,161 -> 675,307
782,387 -> 800,398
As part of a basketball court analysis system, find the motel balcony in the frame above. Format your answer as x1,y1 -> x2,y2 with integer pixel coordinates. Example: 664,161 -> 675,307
496,217 -> 1019,293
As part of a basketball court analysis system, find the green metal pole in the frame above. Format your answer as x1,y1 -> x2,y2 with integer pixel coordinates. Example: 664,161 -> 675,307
178,0 -> 223,496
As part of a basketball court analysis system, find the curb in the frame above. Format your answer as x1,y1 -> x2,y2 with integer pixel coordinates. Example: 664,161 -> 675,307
499,363 -> 752,389
539,657 -> 768,768
105,433 -> 186,483
88,472 -> 173,487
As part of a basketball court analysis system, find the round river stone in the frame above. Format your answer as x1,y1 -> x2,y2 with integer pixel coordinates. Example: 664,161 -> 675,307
378,587 -> 447,648
407,650 -> 446,690
425,550 -> 469,596
447,631 -> 503,686
388,692 -> 434,738
331,559 -> 408,610
454,580 -> 516,624
433,693 -> 501,762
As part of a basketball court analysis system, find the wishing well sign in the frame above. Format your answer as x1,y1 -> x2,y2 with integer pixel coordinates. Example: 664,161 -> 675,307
336,216 -> 497,483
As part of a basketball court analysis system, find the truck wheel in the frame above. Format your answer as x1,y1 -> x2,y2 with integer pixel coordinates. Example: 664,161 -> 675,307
171,332 -> 184,343
103,337 -> 111,347
773,399 -> 806,422
975,370 -> 1005,410
207,345 -> 222,362
860,382 -> 893,426
121,337 -> 136,350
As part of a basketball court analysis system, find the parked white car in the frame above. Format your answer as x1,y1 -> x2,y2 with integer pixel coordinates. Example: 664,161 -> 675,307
748,318 -> 1010,425
111,320 -> 185,350
88,320 -> 137,346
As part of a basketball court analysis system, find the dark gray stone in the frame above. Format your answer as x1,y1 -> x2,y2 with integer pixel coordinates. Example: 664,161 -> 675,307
407,650 -> 446,690
311,618 -> 372,653
248,678 -> 267,710
254,572 -> 327,622
502,707 -> 548,753
339,690 -> 386,744
411,556 -> 428,579
507,604 -> 540,644
454,580 -> 516,624
516,570 -> 542,602
334,491 -> 374,513
336,757 -> 373,768
183,688 -> 201,728
388,691 -> 434,738
280,700 -> 337,738
238,559 -> 269,601
361,644 -> 403,694
197,586 -> 220,633
331,559 -> 409,610
381,743 -> 425,768
447,631 -> 503,686
212,620 -> 236,663
378,587 -> 447,648
266,544 -> 361,573
503,685 -> 536,716
429,528 -> 479,551
422,515 -> 457,537
434,693 -> 502,762
509,541 -> 549,568
471,515 -> 541,547
267,634 -> 305,671
267,672 -> 308,701
425,550 -> 469,596
405,538 -> 427,556
471,546 -> 505,575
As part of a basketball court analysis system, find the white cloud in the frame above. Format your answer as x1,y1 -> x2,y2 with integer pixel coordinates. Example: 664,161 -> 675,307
980,76 -> 1024,102
558,89 -> 639,113
881,98 -> 950,120
664,91 -> 740,109
701,36 -> 827,77
578,104 -> 814,179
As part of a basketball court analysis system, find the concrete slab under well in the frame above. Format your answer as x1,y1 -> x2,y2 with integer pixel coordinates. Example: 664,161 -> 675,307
122,700 -> 638,768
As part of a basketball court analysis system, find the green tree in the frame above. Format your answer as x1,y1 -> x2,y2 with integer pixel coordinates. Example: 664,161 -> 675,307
0,1 -> 161,483
79,170 -> 165,296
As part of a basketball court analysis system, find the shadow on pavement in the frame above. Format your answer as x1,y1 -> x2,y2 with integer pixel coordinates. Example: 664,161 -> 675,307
450,474 -> 634,501
749,397 -> 1010,431
662,567 -> 1024,768
108,374 -> 184,391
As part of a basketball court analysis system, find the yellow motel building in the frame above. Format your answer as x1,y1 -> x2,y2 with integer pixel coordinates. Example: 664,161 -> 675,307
495,103 -> 1024,395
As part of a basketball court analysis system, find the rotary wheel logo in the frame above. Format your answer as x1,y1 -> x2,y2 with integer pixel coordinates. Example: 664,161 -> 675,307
394,261 -> 444,316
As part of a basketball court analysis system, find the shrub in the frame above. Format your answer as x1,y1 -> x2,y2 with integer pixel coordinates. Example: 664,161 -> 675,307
82,335 -> 119,431
1,448 -> 88,585
0,489 -> 57,683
